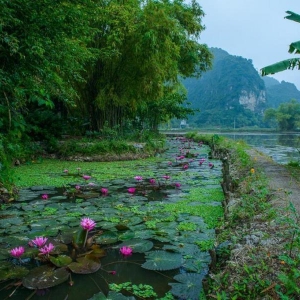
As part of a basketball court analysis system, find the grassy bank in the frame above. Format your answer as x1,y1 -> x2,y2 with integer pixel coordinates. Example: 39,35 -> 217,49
185,132 -> 300,299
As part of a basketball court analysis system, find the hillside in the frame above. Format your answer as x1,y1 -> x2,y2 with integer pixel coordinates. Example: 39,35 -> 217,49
182,48 -> 300,128
262,78 -> 300,108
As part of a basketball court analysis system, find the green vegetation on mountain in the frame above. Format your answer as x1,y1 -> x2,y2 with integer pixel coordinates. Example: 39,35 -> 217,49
182,48 -> 266,128
181,47 -> 300,129
262,79 -> 300,108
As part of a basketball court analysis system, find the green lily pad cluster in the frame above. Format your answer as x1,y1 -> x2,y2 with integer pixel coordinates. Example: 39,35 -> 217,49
0,137 -> 224,299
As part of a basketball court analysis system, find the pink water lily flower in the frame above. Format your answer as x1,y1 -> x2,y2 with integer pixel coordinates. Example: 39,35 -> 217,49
149,178 -> 156,185
174,182 -> 181,189
32,237 -> 48,248
183,164 -> 189,170
39,243 -> 55,255
199,158 -> 205,165
63,169 -> 69,173
75,185 -> 81,190
120,246 -> 133,256
80,217 -> 96,231
134,176 -> 143,181
101,188 -> 108,196
10,246 -> 25,258
127,187 -> 136,194
82,175 -> 91,180
209,162 -> 214,169
162,175 -> 170,180
41,194 -> 48,200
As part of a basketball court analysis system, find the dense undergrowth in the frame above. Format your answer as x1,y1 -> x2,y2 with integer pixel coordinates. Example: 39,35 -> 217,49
185,132 -> 300,299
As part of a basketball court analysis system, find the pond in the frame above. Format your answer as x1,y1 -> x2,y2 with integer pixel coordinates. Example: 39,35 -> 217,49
0,137 -> 224,300
220,132 -> 300,164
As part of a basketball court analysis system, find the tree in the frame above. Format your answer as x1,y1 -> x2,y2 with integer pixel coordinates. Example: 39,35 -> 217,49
264,99 -> 300,131
75,0 -> 212,131
0,0 -> 99,137
261,11 -> 300,76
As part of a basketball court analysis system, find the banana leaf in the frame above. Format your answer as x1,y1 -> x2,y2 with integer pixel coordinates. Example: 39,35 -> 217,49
261,58 -> 300,75
289,41 -> 300,54
285,11 -> 300,23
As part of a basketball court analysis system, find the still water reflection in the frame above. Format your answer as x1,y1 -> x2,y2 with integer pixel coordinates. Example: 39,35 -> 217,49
219,133 -> 300,164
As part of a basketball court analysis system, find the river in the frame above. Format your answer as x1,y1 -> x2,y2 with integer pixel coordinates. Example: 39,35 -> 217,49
220,132 -> 300,164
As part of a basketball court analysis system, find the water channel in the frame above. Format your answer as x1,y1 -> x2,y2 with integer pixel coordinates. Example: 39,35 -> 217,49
0,137 -> 224,300
219,132 -> 300,164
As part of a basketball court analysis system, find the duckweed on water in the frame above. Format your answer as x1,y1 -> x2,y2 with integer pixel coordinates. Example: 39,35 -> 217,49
0,137 -> 225,299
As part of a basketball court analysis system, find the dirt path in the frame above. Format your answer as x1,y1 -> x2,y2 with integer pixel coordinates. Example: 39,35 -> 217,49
248,148 -> 300,215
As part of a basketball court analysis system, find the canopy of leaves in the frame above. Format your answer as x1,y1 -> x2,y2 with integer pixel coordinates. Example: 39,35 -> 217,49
264,99 -> 300,131
261,11 -> 300,76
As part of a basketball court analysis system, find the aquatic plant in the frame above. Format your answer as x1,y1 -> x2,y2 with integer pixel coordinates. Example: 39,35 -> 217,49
81,217 -> 96,231
120,246 -> 133,256
39,243 -> 55,256
31,237 -> 48,248
81,217 -> 96,248
10,246 -> 25,259
149,178 -> 156,185
82,175 -> 91,180
174,182 -> 181,189
134,176 -> 143,181
101,187 -> 108,196
41,194 -> 48,200
128,187 -> 136,194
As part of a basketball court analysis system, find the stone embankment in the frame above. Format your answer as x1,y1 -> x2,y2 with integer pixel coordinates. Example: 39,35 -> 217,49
208,145 -> 300,298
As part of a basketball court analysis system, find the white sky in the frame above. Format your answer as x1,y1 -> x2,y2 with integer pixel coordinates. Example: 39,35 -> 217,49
198,0 -> 300,89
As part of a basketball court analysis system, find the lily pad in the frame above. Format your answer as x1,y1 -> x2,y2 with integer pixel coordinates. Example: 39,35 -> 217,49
95,231 -> 118,244
88,291 -> 135,300
118,231 -> 135,241
142,250 -> 182,271
22,265 -> 69,289
68,257 -> 101,274
0,262 -> 29,280
169,272 -> 206,299
118,238 -> 153,253
50,255 -> 73,267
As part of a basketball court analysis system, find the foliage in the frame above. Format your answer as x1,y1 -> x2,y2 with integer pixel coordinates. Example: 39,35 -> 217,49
262,78 -> 300,108
0,0 -> 212,189
72,0 -> 212,131
261,11 -> 300,76
264,99 -> 300,131
0,0 -> 98,135
109,282 -> 159,299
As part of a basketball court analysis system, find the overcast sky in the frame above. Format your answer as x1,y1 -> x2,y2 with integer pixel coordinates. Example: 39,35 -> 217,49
198,0 -> 300,89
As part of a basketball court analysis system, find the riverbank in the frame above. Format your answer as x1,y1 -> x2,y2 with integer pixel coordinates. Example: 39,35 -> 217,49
206,139 -> 300,299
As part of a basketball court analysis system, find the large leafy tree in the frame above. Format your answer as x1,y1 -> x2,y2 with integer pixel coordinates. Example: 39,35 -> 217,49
76,0 -> 212,131
0,0 -> 99,137
261,11 -> 300,76
264,99 -> 300,131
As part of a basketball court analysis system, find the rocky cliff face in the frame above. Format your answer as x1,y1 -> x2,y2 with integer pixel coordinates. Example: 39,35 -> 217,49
238,90 -> 266,112
182,47 -> 267,127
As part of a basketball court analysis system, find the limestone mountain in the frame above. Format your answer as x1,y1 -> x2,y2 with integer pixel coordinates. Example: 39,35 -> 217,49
182,47 -> 300,128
